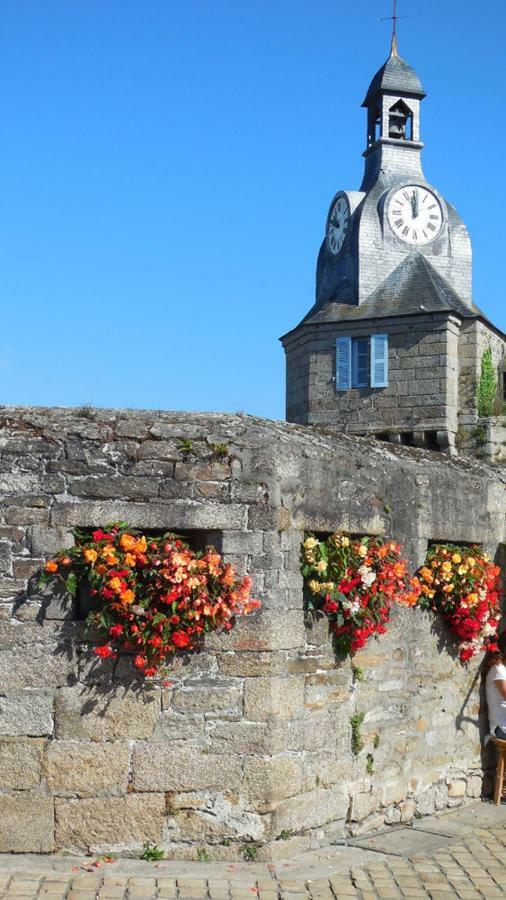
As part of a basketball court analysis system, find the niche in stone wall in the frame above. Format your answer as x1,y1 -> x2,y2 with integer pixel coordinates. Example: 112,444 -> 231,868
28,527 -> 225,623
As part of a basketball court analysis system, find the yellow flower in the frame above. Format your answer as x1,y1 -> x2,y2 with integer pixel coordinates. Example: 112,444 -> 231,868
341,536 -> 350,547
358,545 -> 368,558
452,553 -> 461,564
316,560 -> 328,574
457,565 -> 468,576
304,537 -> 318,550
441,561 -> 452,573
308,580 -> 321,594
466,557 -> 476,568
83,548 -> 98,564
108,577 -> 122,594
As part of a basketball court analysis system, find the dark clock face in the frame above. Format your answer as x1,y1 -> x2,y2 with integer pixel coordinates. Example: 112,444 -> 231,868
387,185 -> 444,245
327,194 -> 350,255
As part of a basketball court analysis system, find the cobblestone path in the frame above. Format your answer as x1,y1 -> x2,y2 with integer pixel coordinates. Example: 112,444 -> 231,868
1,805 -> 506,899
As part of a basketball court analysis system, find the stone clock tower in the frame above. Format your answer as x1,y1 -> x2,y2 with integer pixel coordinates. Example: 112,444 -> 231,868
281,38 -> 506,452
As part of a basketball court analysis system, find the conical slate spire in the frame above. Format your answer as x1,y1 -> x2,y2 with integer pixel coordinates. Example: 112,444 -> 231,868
362,42 -> 426,107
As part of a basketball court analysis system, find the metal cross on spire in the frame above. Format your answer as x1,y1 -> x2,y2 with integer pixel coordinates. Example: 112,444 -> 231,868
379,0 -> 410,56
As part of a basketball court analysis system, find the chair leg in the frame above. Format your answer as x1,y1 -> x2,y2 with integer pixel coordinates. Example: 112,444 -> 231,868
494,751 -> 505,805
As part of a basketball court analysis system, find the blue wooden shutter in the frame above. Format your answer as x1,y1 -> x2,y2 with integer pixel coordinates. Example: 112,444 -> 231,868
335,337 -> 352,391
352,338 -> 369,387
370,334 -> 388,387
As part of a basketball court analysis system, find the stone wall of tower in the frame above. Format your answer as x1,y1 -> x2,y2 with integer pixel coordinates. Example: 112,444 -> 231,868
458,321 -> 506,430
284,313 -> 459,441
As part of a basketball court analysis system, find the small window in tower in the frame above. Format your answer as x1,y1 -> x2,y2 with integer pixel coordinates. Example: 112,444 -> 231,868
335,335 -> 389,390
388,100 -> 413,141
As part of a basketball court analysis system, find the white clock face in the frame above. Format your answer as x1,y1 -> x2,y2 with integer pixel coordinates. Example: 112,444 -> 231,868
327,193 -> 350,255
387,185 -> 444,245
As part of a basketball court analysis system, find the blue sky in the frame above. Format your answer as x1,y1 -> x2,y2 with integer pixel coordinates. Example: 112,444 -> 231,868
1,0 -> 505,419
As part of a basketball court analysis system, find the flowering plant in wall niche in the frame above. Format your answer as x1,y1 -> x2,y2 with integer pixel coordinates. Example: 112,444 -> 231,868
41,523 -> 261,678
301,533 -> 420,656
417,544 -> 502,663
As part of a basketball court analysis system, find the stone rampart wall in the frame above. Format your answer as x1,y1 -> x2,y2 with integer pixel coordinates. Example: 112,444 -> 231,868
0,406 -> 505,859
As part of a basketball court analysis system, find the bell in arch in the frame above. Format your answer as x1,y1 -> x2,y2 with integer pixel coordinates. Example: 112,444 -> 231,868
388,100 -> 412,140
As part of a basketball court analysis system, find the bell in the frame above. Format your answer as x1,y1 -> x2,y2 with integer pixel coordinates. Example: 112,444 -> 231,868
388,115 -> 406,140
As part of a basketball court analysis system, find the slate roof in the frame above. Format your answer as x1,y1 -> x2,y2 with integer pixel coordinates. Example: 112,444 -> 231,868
297,253 -> 502,334
362,47 -> 426,106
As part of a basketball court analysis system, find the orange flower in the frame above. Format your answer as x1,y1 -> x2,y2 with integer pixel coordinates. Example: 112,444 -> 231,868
134,536 -> 147,553
108,577 -> 123,594
45,560 -> 58,573
120,534 -> 136,551
120,589 -> 134,605
124,553 -> 136,568
83,548 -> 98,564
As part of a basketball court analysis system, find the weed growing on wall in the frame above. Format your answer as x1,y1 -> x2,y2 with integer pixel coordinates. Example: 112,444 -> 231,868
477,348 -> 497,417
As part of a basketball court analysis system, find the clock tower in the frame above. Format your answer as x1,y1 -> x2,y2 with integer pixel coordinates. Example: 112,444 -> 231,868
281,37 -> 506,453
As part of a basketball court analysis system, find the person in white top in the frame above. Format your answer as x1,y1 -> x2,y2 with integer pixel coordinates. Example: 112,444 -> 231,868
485,631 -> 506,741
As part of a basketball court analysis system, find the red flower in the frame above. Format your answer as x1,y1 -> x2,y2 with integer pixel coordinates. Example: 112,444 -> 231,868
92,529 -> 114,542
172,631 -> 191,648
134,655 -> 147,669
94,644 -> 116,659
109,624 -> 124,639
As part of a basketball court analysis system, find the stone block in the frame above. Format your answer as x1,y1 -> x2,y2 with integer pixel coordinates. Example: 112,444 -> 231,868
0,623 -> 78,691
152,711 -> 205,742
271,787 -> 348,835
216,651 -> 287,678
171,679 -> 242,716
67,476 -> 159,500
205,609 -> 304,652
205,720 -> 271,755
0,691 -> 53,736
0,794 -> 54,852
55,794 -> 165,853
55,686 -> 160,741
243,756 -> 303,811
13,558 -> 45,580
45,741 -> 131,796
0,542 -> 12,576
167,795 -> 265,843
51,500 -> 247,531
244,676 -> 304,721
28,526 -> 73,558
447,779 -> 466,797
0,738 -> 44,788
131,743 -> 242,792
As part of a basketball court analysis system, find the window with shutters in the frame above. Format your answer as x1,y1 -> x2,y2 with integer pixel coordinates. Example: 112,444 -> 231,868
336,334 -> 388,391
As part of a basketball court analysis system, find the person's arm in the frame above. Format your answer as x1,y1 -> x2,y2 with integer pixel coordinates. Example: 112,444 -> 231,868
495,679 -> 506,700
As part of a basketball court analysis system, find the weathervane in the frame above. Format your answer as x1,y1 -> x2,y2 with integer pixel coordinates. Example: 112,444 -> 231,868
379,0 -> 409,55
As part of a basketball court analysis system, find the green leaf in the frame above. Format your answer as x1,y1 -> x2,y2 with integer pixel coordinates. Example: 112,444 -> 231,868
66,573 -> 77,596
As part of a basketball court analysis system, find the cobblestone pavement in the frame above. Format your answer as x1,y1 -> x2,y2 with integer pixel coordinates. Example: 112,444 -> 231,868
1,803 -> 506,899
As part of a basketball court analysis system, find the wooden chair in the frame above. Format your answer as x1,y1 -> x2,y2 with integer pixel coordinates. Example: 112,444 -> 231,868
492,737 -> 506,804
